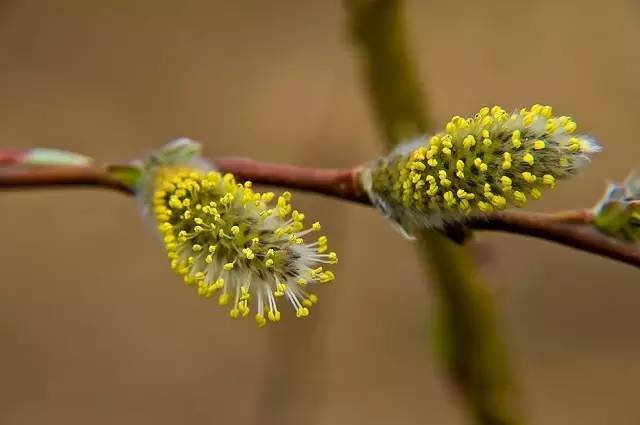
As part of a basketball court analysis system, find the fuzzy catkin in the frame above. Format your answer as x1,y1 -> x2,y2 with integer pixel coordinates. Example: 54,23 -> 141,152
138,139 -> 337,326
362,105 -> 601,234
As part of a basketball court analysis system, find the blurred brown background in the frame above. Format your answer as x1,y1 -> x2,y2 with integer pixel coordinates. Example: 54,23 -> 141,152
1,1 -> 639,424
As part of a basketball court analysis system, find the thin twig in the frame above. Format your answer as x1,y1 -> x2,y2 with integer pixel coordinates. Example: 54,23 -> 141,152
471,211 -> 640,268
0,161 -> 638,269
0,166 -> 133,194
213,157 -> 366,204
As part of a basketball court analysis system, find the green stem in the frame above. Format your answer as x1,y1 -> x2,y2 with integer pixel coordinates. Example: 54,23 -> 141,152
345,0 -> 432,143
344,1 -> 523,424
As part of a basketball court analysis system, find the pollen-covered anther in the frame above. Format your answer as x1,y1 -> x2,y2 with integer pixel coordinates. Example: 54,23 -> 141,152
363,104 -> 601,234
146,167 -> 337,326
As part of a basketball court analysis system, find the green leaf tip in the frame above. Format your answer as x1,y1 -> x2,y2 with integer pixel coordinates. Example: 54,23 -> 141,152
25,148 -> 93,167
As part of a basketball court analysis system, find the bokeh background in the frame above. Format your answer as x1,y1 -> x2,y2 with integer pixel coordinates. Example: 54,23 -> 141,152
1,1 -> 639,424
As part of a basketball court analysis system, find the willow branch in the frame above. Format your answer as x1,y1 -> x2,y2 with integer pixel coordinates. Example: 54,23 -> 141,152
0,159 -> 363,200
0,159 -> 637,270
212,157 -> 366,204
0,166 -> 133,194
469,211 -> 640,268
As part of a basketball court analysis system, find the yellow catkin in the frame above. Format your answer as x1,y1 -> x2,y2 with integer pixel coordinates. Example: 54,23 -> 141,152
138,140 -> 337,326
363,104 -> 600,234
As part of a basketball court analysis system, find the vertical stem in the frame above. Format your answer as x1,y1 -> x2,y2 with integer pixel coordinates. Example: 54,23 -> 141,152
344,1 -> 523,424
345,0 -> 432,143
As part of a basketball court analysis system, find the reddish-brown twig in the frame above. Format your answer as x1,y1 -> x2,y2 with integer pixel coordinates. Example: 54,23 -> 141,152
0,166 -> 132,194
0,159 -> 638,269
212,157 -> 367,204
470,211 -> 640,268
